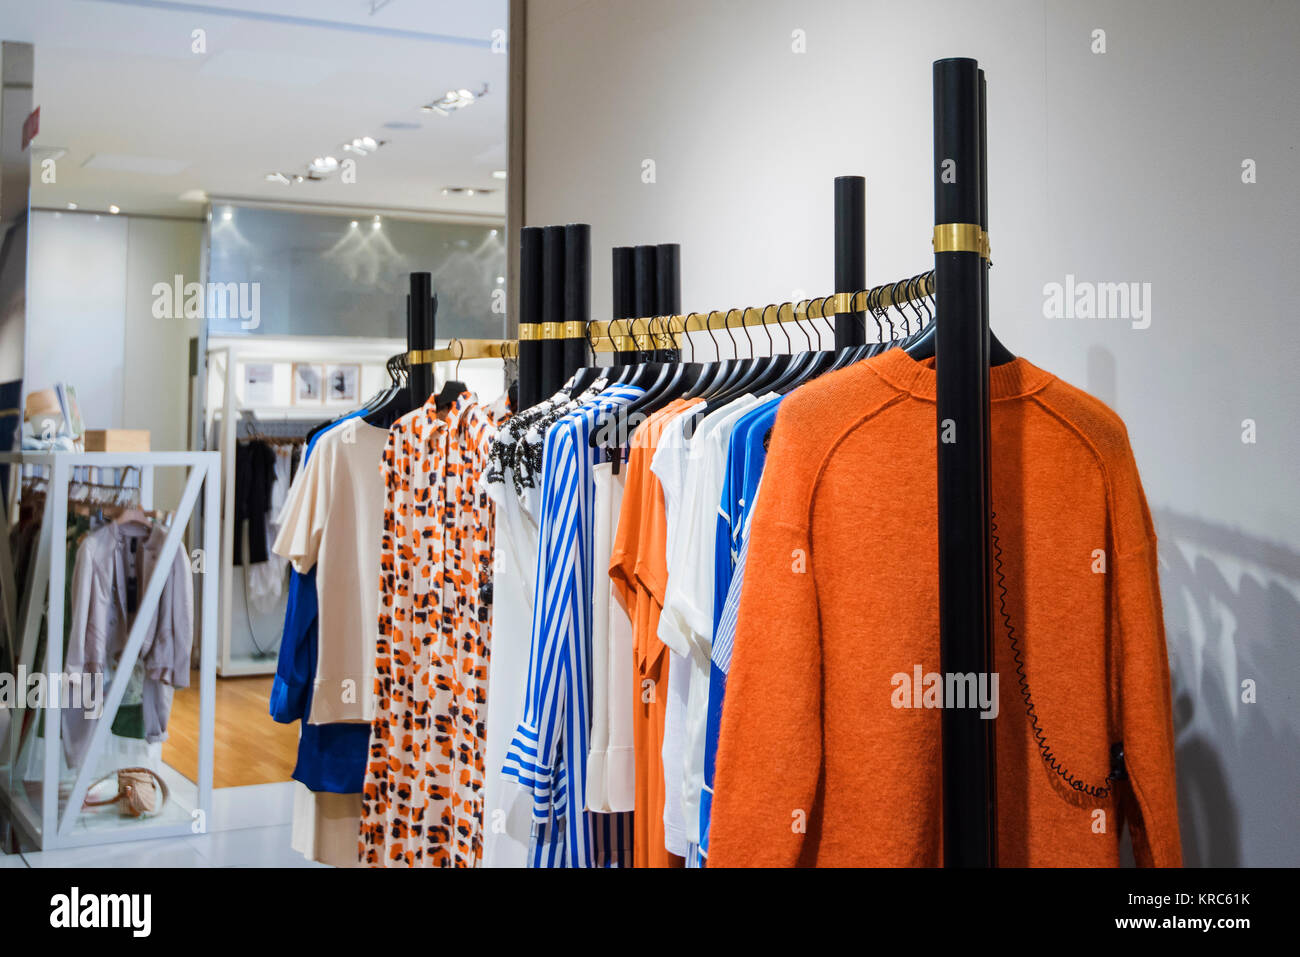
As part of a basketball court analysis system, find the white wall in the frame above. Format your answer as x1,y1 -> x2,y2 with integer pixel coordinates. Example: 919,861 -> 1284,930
521,0 -> 1300,866
26,210 -> 202,503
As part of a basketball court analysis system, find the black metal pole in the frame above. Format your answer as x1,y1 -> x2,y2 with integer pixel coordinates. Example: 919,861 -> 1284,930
977,68 -> 999,867
933,56 -> 996,868
518,226 -> 543,408
656,244 -> 681,360
541,224 -> 566,397
611,246 -> 637,366
563,224 -> 591,380
408,272 -> 435,405
633,245 -> 657,361
834,175 -> 866,349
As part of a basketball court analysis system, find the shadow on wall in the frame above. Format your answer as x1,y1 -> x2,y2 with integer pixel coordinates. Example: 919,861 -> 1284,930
1154,509 -> 1300,868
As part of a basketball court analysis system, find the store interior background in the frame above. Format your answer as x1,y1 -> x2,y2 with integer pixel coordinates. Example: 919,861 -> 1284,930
1,0 -> 508,865
0,0 -> 1296,868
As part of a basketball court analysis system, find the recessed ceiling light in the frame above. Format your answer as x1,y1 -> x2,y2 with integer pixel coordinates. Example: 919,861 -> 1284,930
440,186 -> 497,197
265,172 -> 291,185
108,204 -> 120,214
492,170 -> 507,180
421,83 -> 489,115
66,202 -> 77,210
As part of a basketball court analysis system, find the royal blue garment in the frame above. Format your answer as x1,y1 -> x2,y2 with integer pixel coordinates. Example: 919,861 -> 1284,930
268,409 -> 371,794
698,394 -> 782,864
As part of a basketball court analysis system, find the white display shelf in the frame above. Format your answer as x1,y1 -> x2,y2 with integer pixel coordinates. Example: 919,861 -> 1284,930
0,450 -> 219,850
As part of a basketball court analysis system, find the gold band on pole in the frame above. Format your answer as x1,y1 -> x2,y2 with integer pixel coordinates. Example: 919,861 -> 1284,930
518,323 -> 541,341
562,321 -> 586,338
933,223 -> 987,257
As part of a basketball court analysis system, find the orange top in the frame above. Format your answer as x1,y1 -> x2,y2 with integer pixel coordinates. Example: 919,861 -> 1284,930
709,350 -> 1181,867
610,397 -> 701,868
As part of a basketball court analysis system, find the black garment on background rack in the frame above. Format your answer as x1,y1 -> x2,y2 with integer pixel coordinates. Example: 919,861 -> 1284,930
233,439 -> 277,566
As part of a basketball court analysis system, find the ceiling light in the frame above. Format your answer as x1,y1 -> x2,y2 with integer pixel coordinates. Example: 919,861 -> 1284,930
308,156 -> 339,175
492,170 -> 507,180
108,204 -> 120,214
294,175 -> 304,183
179,189 -> 208,203
440,186 -> 497,197
372,215 -> 382,230
265,172 -> 291,185
421,82 -> 489,115
350,221 -> 358,229
66,202 -> 77,210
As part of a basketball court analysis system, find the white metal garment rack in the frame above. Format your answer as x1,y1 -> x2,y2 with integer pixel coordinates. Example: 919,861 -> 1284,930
0,450 -> 219,850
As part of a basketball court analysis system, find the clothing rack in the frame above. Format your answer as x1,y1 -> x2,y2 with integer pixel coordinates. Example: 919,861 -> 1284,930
503,56 -> 998,867
582,275 -> 935,352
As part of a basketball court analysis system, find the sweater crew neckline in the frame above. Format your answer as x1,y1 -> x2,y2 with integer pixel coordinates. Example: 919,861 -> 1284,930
870,346 -> 1053,402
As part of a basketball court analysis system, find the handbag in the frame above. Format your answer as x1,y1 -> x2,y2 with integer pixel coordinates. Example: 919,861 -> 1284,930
82,767 -> 170,818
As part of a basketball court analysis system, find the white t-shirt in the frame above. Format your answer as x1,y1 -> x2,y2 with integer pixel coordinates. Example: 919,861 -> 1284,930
480,448 -> 542,867
655,394 -> 764,849
649,409 -> 696,856
586,460 -> 635,813
273,419 -> 387,725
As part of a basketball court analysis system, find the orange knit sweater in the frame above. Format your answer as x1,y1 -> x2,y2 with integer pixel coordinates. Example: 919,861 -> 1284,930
708,348 -> 1181,867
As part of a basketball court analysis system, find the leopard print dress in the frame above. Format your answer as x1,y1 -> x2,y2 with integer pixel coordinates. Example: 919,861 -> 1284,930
359,392 -> 502,867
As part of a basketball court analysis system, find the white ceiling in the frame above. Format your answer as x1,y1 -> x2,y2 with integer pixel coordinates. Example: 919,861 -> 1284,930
1,0 -> 509,218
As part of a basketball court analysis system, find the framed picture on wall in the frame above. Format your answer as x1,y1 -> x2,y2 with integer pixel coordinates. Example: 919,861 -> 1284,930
325,363 -> 360,403
292,363 -> 323,404
244,362 -> 275,406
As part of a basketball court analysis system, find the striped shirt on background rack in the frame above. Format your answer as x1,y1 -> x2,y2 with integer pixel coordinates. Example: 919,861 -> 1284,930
502,383 -> 643,867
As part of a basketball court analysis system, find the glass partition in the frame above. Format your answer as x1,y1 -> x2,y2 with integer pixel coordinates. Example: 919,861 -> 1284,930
205,205 -> 506,340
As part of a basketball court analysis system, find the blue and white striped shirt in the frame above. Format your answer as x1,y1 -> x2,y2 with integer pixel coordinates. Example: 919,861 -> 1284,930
502,384 -> 643,867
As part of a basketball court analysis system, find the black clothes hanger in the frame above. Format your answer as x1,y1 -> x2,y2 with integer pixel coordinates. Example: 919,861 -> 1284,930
705,304 -> 791,409
363,353 -> 416,428
680,308 -> 755,438
904,282 -> 1015,365
566,324 -> 605,396
621,317 -> 697,420
765,300 -> 820,395
432,339 -> 469,411
681,315 -> 729,400
703,309 -> 754,398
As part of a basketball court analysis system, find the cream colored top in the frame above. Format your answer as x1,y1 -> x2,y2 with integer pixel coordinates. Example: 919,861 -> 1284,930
273,418 -> 388,724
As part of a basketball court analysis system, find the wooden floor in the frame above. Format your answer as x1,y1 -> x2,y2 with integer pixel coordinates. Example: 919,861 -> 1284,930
163,674 -> 300,788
